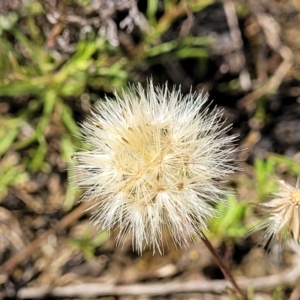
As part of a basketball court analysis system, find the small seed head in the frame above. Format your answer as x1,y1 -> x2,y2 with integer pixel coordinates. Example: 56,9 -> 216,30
252,178 -> 300,249
73,80 -> 238,254
290,189 -> 300,206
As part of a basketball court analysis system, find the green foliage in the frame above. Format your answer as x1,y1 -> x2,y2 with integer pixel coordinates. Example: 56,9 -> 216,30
267,153 -> 300,175
208,152 -> 300,242
0,0 -> 213,210
272,285 -> 285,300
69,230 -> 110,261
146,0 -> 158,26
254,157 -> 277,201
208,194 -> 248,240
217,79 -> 240,92
0,153 -> 28,202
61,134 -> 79,211
0,12 -> 18,35
254,154 -> 300,202
0,117 -> 21,156
146,36 -> 210,63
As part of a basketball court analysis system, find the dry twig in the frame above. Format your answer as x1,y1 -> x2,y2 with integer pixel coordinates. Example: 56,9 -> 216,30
237,0 -> 294,111
222,0 -> 251,91
0,201 -> 92,276
15,259 -> 300,298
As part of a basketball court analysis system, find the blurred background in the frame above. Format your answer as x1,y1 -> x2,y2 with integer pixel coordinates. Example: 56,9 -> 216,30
1,0 -> 300,299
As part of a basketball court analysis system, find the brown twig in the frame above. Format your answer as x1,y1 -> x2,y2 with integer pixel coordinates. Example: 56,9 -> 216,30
222,0 -> 251,91
14,259 -> 300,298
0,201 -> 92,275
237,0 -> 294,111
45,0 -> 67,48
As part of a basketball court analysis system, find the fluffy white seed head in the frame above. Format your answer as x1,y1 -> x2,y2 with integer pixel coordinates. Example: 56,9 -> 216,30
253,178 -> 300,249
73,81 -> 238,254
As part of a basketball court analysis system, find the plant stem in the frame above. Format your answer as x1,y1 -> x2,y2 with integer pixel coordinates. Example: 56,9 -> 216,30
200,230 -> 246,299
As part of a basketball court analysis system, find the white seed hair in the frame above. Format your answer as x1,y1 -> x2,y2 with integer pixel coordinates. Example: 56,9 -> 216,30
254,177 -> 300,249
73,80 -> 238,254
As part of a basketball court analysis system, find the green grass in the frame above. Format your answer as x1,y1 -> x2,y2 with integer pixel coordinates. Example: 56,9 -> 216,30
0,0 -> 298,237
0,0 -> 213,209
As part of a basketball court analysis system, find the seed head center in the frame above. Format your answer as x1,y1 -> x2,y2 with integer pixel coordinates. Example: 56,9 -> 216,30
290,189 -> 300,205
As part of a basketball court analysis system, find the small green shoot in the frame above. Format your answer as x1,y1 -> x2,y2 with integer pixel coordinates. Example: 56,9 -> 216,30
254,157 -> 277,201
0,153 -> 28,202
69,230 -> 110,261
208,194 -> 248,240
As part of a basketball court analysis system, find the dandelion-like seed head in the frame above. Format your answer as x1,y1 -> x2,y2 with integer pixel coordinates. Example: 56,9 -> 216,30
254,178 -> 300,249
290,189 -> 300,206
73,80 -> 238,254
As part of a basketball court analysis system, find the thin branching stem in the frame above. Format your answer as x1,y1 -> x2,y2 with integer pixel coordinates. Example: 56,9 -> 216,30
200,230 -> 247,300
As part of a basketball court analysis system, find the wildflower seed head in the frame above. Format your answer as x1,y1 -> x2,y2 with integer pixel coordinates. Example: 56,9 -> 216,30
73,80 -> 238,254
290,189 -> 300,205
253,178 -> 300,249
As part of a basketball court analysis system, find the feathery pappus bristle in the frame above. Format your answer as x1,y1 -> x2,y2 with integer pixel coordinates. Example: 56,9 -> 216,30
253,177 -> 300,249
72,80 -> 238,254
